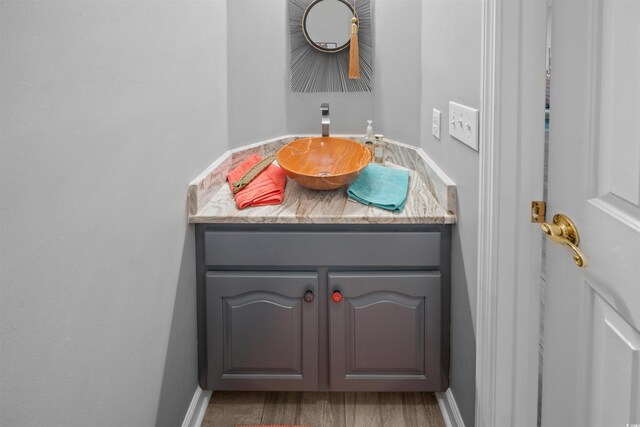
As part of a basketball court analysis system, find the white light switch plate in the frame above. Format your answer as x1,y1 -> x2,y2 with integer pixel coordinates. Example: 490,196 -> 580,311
432,108 -> 441,139
449,101 -> 479,151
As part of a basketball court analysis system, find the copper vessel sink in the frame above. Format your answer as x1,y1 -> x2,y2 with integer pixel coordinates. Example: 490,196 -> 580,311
276,137 -> 371,190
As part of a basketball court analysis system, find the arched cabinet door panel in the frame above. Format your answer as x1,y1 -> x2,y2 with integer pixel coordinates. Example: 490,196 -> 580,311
328,271 -> 445,391
206,271 -> 319,391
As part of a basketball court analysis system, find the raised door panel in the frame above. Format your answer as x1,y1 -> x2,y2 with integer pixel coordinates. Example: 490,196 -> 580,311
588,292 -> 640,426
328,272 -> 444,391
206,271 -> 318,390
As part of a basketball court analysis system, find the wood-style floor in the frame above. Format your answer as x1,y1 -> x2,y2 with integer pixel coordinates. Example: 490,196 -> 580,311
202,392 -> 446,427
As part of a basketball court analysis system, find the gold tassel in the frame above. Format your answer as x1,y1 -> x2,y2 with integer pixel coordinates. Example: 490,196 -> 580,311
349,16 -> 360,79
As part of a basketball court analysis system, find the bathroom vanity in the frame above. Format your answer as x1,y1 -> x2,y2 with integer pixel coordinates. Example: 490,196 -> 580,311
189,135 -> 457,393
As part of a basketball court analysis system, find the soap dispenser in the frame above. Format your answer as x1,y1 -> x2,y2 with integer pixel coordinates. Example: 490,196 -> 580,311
363,120 -> 375,159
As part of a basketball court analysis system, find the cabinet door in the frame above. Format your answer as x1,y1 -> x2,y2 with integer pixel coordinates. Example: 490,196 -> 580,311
206,271 -> 318,390
328,272 -> 443,391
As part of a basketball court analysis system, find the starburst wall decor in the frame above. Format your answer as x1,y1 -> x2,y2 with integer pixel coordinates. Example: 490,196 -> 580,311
289,0 -> 372,93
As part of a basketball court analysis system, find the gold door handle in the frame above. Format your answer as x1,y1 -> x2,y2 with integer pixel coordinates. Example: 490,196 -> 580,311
541,213 -> 587,267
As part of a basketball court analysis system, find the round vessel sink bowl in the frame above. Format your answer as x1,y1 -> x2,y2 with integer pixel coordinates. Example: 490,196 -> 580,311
276,137 -> 372,190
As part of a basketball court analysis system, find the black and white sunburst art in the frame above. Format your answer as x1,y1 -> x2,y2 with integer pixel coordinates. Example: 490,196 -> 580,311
289,0 -> 373,93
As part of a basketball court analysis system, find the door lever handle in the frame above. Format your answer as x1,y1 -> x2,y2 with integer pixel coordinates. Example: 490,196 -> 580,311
541,213 -> 587,267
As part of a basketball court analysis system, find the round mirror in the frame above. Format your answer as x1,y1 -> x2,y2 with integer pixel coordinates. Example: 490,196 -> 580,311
302,0 -> 355,53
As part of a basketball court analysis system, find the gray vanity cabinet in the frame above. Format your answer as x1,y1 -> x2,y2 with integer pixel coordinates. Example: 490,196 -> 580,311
206,271 -> 319,391
328,272 -> 442,391
196,225 -> 450,393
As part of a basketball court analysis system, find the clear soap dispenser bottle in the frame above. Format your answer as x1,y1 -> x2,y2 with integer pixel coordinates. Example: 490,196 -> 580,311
363,120 -> 375,160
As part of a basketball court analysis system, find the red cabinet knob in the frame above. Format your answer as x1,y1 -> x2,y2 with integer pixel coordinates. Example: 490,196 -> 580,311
332,291 -> 343,303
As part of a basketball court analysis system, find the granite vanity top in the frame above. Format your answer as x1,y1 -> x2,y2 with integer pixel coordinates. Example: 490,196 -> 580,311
188,135 -> 457,224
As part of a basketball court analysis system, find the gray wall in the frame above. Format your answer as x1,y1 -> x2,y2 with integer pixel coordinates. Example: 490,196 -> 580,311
228,0 -> 422,146
373,0 -> 423,146
227,0 -> 288,147
0,1 -> 228,426
287,0 -> 423,143
420,1 -> 482,426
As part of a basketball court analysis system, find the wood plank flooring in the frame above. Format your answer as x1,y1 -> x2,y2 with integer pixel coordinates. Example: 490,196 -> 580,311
202,392 -> 446,427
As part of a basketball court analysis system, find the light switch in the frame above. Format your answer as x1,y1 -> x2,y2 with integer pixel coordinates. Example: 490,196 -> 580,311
432,108 -> 441,139
448,101 -> 479,151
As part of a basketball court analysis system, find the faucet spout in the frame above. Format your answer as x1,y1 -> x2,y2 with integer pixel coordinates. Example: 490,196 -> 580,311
321,103 -> 330,137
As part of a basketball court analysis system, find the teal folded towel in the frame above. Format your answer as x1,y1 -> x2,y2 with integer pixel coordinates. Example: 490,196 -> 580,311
347,163 -> 410,212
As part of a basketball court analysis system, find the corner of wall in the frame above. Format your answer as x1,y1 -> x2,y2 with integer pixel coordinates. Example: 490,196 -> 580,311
419,0 -> 482,426
226,0 -> 288,148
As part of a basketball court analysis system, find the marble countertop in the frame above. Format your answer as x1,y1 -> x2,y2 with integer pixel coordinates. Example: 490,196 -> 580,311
188,135 -> 457,225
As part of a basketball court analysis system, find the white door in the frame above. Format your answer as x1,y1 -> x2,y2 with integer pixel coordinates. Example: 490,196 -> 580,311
541,0 -> 640,426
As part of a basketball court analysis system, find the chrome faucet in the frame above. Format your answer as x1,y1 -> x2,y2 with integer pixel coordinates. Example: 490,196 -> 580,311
321,103 -> 330,137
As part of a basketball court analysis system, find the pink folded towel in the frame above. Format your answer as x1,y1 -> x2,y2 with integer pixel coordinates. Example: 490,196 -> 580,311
226,154 -> 287,209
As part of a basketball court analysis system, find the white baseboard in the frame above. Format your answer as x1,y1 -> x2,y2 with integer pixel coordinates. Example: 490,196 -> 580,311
436,389 -> 466,427
181,386 -> 212,427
